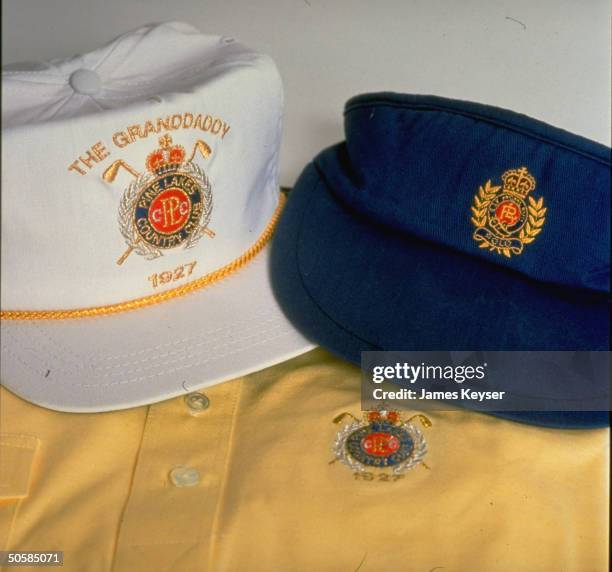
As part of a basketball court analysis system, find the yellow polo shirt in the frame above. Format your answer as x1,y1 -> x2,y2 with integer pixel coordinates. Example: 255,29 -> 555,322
0,349 -> 608,571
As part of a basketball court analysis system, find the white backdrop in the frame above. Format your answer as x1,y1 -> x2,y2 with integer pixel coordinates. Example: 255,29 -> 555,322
2,0 -> 610,186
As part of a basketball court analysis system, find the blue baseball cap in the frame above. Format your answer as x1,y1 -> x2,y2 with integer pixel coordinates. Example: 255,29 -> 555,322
271,93 -> 610,428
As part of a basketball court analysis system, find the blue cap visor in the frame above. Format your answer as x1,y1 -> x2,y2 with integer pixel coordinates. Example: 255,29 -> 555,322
271,162 -> 609,428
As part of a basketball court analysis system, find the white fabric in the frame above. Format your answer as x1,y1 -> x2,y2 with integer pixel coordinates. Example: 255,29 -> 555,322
2,21 -> 281,309
0,247 -> 313,412
0,22 -> 314,411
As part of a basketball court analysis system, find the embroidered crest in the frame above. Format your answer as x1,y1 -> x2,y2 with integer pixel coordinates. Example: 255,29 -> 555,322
103,136 -> 214,265
471,167 -> 546,258
331,410 -> 430,479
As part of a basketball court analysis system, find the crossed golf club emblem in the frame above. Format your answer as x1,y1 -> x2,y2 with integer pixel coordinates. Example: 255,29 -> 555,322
103,135 -> 214,266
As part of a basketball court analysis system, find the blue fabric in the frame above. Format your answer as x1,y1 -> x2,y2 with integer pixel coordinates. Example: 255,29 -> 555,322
271,93 -> 611,429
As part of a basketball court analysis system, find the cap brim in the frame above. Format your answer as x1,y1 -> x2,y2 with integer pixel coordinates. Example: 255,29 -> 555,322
270,163 -> 609,428
1,245 -> 315,412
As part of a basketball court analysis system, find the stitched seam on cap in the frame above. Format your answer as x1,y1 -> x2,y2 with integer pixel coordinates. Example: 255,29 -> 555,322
345,99 -> 611,166
1,320 -> 292,392
29,309 -> 277,365
293,167 -> 382,354
72,327 -> 292,388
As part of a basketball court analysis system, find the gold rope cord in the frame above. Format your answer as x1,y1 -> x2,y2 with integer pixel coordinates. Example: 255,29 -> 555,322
0,195 -> 285,321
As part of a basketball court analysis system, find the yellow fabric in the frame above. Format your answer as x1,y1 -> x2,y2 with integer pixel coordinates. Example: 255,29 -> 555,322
0,434 -> 39,554
0,349 -> 608,571
0,435 -> 39,500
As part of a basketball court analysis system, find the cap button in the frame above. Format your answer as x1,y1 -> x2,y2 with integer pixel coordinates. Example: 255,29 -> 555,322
69,69 -> 101,95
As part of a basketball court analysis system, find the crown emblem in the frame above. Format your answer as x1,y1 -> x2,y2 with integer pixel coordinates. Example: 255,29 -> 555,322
471,166 -> 546,258
501,166 -> 536,198
146,135 -> 186,172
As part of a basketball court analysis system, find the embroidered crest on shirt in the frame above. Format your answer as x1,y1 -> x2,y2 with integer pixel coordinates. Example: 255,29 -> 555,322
331,410 -> 430,481
471,167 -> 546,258
103,135 -> 214,265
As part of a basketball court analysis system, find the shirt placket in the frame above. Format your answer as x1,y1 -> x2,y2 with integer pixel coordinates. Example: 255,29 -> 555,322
112,379 -> 241,572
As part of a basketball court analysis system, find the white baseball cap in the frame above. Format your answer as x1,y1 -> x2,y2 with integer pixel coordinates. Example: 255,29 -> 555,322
1,22 -> 314,412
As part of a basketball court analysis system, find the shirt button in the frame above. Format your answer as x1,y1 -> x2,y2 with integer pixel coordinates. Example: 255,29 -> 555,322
69,69 -> 102,95
169,466 -> 201,487
184,392 -> 210,414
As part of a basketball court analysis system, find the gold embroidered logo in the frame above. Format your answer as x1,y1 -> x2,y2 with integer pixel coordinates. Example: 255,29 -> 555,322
103,136 -> 215,265
471,167 -> 546,258
330,410 -> 431,481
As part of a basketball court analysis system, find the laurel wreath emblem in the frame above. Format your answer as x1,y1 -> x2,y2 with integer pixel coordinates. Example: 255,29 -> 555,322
118,162 -> 212,260
519,196 -> 547,243
470,180 -> 546,258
